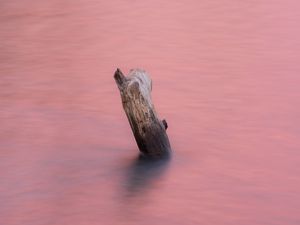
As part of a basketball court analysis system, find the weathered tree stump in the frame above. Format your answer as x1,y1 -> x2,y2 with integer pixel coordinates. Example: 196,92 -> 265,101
114,68 -> 171,157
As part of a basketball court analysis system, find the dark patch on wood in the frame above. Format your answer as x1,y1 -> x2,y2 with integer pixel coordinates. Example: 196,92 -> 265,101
162,119 -> 168,130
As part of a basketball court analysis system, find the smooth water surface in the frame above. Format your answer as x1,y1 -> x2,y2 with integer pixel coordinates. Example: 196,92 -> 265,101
1,1 -> 300,224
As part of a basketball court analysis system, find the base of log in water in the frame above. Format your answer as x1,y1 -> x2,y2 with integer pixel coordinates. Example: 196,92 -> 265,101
114,68 -> 171,158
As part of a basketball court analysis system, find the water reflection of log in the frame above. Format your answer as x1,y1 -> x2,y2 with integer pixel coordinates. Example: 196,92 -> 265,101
124,154 -> 170,196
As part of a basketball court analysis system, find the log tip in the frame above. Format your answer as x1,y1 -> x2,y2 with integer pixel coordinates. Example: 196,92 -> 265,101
114,68 -> 126,86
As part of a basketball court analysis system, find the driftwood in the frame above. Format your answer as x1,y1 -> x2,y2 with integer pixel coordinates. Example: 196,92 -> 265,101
114,68 -> 171,157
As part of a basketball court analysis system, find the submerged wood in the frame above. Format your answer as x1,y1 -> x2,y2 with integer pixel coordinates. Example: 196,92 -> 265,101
114,68 -> 171,157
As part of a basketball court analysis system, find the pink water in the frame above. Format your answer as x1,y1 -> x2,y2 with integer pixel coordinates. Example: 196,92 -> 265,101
1,1 -> 300,224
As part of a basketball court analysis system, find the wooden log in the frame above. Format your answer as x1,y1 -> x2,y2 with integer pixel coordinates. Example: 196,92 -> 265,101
114,68 -> 171,157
